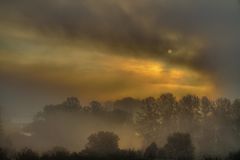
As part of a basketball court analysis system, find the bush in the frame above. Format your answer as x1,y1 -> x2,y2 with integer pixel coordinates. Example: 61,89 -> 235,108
15,148 -> 39,160
163,133 -> 194,160
84,131 -> 120,156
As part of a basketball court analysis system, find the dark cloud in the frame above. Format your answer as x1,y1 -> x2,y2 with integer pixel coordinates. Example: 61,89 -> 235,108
0,0 -> 212,70
0,0 -> 240,97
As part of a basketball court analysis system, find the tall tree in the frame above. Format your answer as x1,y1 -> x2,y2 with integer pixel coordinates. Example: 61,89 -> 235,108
179,94 -> 200,118
136,97 -> 161,145
178,95 -> 200,132
157,93 -> 178,123
200,96 -> 213,117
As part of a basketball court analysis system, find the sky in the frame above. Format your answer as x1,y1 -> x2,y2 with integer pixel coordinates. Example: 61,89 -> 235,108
0,0 -> 240,122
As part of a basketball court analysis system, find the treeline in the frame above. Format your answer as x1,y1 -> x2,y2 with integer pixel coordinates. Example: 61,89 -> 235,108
1,131 -> 240,160
5,93 -> 240,157
33,94 -> 240,154
135,94 -> 240,155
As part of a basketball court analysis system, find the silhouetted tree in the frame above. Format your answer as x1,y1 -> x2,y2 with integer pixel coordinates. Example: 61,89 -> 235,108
17,95 -> 240,157
144,142 -> 158,159
232,99 -> 240,138
113,97 -> 143,113
228,150 -> 240,160
197,96 -> 215,152
89,101 -> 103,113
0,148 -> 9,160
43,97 -> 81,114
15,148 -> 39,160
84,131 -> 120,155
41,146 -> 70,160
120,150 -> 143,160
136,97 -> 161,144
215,98 -> 231,118
163,133 -> 194,160
137,94 -> 179,145
201,96 -> 213,117
63,97 -> 81,110
178,94 -> 201,134
157,93 -> 178,122
157,93 -> 179,133
212,97 -> 234,153
179,94 -> 200,118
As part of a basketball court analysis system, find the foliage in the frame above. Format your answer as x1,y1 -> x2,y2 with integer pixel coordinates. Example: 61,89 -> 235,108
84,131 -> 120,155
15,148 -> 39,160
144,142 -> 158,159
0,148 -> 10,160
14,94 -> 240,157
163,133 -> 194,160
135,93 -> 240,155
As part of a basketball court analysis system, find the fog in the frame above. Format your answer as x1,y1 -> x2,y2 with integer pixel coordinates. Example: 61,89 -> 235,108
6,97 -> 144,152
2,95 -> 240,157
